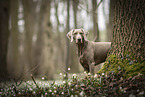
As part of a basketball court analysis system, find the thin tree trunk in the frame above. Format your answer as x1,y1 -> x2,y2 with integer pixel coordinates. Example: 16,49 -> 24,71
22,0 -> 35,75
92,0 -> 99,42
65,0 -> 70,79
7,0 -> 20,78
106,0 -> 113,42
0,0 -> 10,79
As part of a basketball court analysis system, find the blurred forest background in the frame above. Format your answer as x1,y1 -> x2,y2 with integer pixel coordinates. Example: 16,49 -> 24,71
0,0 -> 113,80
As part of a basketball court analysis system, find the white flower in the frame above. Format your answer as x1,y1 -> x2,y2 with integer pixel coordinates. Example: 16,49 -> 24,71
64,74 -> 66,77
32,91 -> 36,94
49,90 -> 52,92
94,74 -> 97,77
54,90 -> 57,93
84,71 -> 87,74
88,73 -> 91,75
61,92 -> 64,94
80,91 -> 84,96
45,92 -> 48,95
42,77 -> 45,80
68,82 -> 71,85
120,87 -> 122,90
63,81 -> 66,83
68,68 -> 71,70
29,88 -> 33,91
72,74 -> 76,78
102,73 -> 105,75
60,73 -> 62,75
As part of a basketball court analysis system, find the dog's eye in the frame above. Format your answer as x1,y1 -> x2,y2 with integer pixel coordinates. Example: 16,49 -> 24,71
80,32 -> 83,34
74,32 -> 77,35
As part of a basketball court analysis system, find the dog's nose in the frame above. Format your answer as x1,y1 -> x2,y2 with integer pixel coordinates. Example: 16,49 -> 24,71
78,38 -> 81,41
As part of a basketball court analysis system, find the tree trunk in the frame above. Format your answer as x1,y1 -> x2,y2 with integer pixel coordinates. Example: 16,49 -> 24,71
34,0 -> 54,80
92,0 -> 99,42
0,0 -> 10,79
64,0 -> 70,79
7,0 -> 20,78
111,0 -> 145,60
100,0 -> 145,78
22,0 -> 35,75
106,0 -> 113,42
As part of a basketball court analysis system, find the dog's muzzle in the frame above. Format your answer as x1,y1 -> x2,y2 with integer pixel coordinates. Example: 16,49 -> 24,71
75,33 -> 83,43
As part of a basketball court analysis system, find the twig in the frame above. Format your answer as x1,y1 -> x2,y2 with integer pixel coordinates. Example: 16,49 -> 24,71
31,74 -> 40,89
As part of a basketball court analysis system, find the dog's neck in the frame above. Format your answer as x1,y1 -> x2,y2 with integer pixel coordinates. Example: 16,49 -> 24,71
76,40 -> 88,56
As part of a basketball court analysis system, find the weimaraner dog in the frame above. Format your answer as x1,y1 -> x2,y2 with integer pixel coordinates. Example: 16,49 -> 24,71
67,28 -> 111,74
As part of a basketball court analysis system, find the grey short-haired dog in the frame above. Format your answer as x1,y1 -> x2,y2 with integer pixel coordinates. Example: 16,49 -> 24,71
67,28 -> 111,74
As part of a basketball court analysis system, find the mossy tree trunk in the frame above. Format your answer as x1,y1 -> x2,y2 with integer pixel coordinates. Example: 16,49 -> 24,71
100,0 -> 145,77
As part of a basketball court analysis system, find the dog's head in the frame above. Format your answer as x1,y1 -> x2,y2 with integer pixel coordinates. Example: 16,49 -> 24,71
67,28 -> 89,43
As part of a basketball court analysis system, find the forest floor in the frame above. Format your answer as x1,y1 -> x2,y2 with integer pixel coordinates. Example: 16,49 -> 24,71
0,72 -> 145,97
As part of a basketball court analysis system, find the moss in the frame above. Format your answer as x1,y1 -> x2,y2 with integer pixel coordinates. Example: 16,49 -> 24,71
99,54 -> 145,78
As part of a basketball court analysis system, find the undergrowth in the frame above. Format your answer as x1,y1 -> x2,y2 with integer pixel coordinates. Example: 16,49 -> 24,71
0,71 -> 145,97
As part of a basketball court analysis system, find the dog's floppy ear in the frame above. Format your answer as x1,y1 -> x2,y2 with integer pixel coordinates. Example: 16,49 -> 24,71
81,28 -> 89,41
67,29 -> 74,42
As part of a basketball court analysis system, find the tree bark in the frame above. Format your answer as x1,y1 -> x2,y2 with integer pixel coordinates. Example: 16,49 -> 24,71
106,0 -> 113,42
92,0 -> 99,42
64,0 -> 70,79
111,0 -> 145,60
22,0 -> 35,75
0,0 -> 10,79
7,0 -> 20,78
100,0 -> 145,78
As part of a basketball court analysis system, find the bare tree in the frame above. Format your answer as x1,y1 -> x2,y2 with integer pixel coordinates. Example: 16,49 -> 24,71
92,0 -> 100,42
7,0 -> 20,78
65,0 -> 70,79
0,0 -> 10,79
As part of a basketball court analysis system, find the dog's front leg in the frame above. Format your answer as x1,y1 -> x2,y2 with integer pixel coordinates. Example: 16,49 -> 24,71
89,62 -> 95,75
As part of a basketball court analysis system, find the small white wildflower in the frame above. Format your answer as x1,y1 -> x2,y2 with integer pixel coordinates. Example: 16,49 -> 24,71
120,87 -> 122,90
88,73 -> 91,75
54,87 -> 56,89
102,73 -> 105,75
54,90 -> 57,93
42,77 -> 45,80
64,74 -> 66,77
39,82 -> 41,84
68,68 -> 71,70
49,90 -> 52,92
32,91 -> 36,94
63,81 -> 66,83
45,92 -> 48,95
60,73 -> 62,75
124,91 -> 126,93
68,82 -> 71,85
52,93 -> 54,95
29,88 -> 33,91
94,74 -> 97,77
84,71 -> 87,74
72,74 -> 76,78
61,92 -> 64,94
80,91 -> 84,96
71,89 -> 73,91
